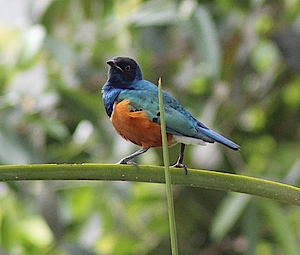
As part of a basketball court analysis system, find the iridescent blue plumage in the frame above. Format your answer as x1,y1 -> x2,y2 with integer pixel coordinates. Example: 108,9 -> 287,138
102,57 -> 240,170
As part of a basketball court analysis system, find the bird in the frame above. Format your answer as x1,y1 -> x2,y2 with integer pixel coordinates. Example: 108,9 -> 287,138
102,57 -> 240,172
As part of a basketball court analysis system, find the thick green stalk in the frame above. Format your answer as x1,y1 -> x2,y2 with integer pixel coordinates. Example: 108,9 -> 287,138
0,164 -> 299,206
158,78 -> 178,255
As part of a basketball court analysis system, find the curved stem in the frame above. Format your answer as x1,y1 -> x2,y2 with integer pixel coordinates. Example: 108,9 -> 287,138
0,164 -> 299,206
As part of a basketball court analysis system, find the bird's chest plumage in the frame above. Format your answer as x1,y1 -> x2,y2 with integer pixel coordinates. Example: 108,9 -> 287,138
111,99 -> 176,148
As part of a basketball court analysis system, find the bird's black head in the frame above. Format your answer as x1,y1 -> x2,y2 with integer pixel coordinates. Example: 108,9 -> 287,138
106,57 -> 143,86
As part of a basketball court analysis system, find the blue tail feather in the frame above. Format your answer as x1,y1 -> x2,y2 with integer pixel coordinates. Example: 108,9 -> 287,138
199,127 -> 240,150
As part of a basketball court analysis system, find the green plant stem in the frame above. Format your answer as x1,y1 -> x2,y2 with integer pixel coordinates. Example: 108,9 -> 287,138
158,78 -> 178,255
0,164 -> 299,206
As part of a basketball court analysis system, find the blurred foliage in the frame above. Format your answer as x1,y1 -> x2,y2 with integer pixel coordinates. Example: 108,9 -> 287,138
0,0 -> 300,254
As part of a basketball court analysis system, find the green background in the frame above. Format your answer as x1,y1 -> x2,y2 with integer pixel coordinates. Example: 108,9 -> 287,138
0,0 -> 300,254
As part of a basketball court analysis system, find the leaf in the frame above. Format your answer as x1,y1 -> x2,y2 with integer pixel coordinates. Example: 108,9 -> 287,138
130,1 -> 177,26
17,25 -> 46,68
210,193 -> 251,241
190,6 -> 221,80
0,124 -> 39,164
55,83 -> 101,125
260,200 -> 300,255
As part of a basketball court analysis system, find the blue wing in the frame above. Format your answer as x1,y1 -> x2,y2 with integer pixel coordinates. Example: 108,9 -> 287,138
116,80 -> 240,150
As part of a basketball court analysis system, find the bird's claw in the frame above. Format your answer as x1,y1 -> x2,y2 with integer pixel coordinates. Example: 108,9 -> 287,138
171,162 -> 188,175
117,159 -> 139,168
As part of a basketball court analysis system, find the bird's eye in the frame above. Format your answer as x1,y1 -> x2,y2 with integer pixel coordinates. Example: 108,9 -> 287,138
124,65 -> 131,71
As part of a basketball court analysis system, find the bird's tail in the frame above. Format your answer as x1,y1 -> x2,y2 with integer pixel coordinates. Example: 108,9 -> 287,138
199,127 -> 240,150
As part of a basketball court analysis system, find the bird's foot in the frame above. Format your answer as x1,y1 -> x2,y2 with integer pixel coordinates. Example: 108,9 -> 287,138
116,148 -> 148,167
171,162 -> 188,175
117,159 -> 139,168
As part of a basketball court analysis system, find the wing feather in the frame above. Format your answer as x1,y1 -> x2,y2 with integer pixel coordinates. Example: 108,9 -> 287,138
116,89 -> 214,142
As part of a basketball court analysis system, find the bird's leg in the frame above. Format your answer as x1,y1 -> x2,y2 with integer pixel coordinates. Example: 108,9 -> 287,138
118,147 -> 149,165
172,143 -> 188,174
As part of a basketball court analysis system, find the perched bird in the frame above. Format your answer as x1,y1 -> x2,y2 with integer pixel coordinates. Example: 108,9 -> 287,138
102,57 -> 240,171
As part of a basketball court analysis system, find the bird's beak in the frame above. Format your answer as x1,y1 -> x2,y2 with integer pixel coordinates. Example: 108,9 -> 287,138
106,60 -> 124,72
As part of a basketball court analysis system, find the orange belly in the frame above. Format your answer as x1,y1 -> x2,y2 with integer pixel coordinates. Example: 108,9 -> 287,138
111,99 -> 176,148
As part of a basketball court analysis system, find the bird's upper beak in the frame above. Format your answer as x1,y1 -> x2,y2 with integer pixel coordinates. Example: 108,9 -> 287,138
106,60 -> 124,72
106,60 -> 115,67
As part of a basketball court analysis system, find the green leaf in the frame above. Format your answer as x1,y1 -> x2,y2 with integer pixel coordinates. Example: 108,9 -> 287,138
260,200 -> 300,255
0,124 -> 40,164
55,84 -> 101,125
17,25 -> 46,69
190,6 -> 221,80
130,1 -> 177,26
211,193 -> 251,241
